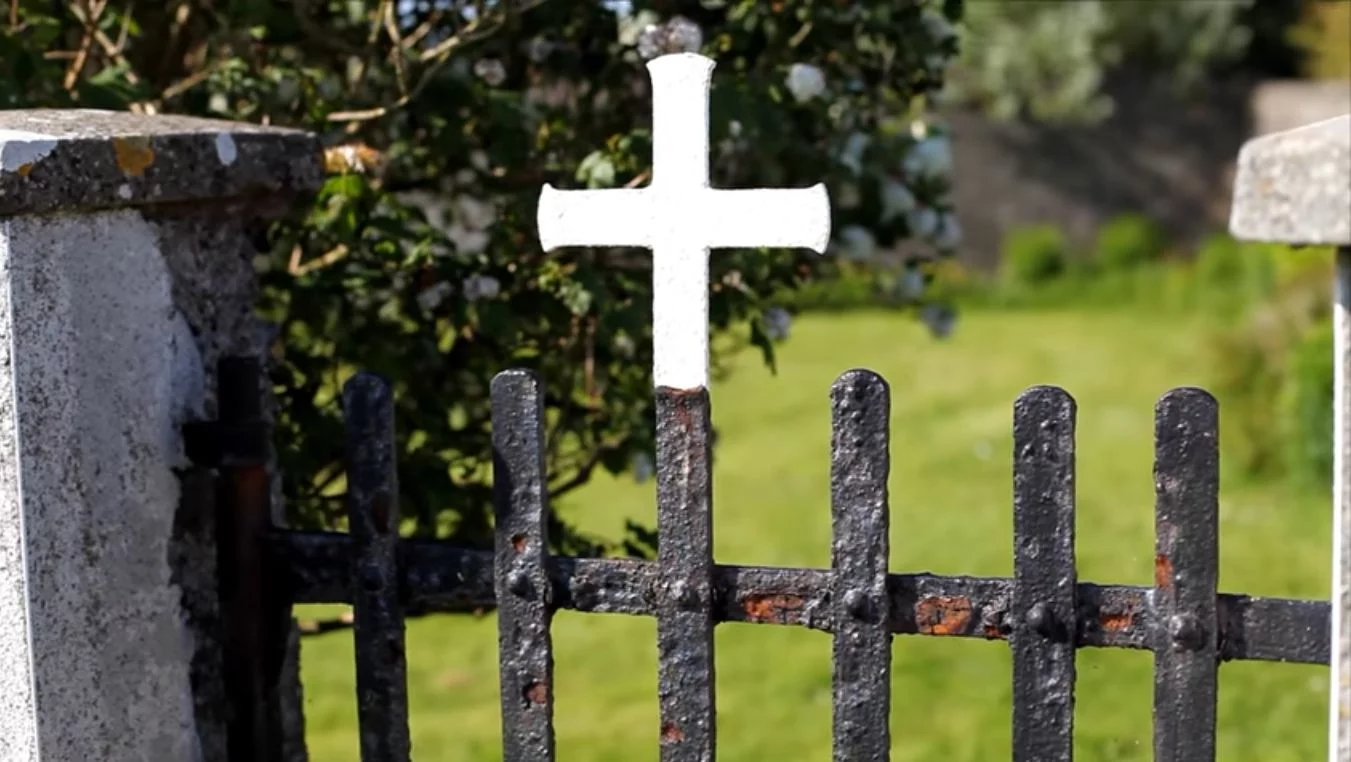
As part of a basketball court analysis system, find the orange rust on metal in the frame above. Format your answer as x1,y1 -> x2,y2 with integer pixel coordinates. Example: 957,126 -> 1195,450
234,463 -> 270,495
1155,553 -> 1173,590
660,722 -> 685,744
741,593 -> 805,623
662,386 -> 706,430
523,680 -> 548,705
511,534 -> 527,552
915,595 -> 973,635
112,136 -> 155,176
1100,611 -> 1135,632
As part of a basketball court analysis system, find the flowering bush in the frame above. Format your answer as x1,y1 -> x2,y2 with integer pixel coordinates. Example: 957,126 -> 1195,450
4,0 -> 961,552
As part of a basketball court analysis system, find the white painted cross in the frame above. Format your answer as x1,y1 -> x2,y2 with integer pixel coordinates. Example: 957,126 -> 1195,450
536,53 -> 832,390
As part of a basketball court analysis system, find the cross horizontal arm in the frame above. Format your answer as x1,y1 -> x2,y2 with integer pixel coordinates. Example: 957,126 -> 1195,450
537,185 -> 651,250
700,185 -> 832,252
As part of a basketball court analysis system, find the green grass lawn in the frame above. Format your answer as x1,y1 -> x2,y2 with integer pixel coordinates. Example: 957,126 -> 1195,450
299,307 -> 1330,761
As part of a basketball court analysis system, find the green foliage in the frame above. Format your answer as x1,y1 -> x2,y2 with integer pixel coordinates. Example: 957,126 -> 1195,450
1192,233 -> 1277,312
1280,316 -> 1333,485
1093,214 -> 1164,271
1002,224 -> 1069,286
1206,257 -> 1332,479
3,0 -> 961,552
1290,0 -> 1351,80
950,0 -> 1257,123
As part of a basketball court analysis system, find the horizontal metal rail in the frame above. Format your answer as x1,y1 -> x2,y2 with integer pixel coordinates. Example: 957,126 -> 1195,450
269,530 -> 1328,666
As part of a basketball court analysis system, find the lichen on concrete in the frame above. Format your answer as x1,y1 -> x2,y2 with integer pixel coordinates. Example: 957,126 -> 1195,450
0,109 -> 322,217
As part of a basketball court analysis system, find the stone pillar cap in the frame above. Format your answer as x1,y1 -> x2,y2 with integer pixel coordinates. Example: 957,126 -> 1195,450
0,109 -> 323,217
1230,113 -> 1351,246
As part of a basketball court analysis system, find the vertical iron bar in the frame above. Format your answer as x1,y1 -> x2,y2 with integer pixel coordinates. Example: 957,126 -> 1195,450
492,370 -> 557,761
655,386 -> 717,761
830,370 -> 892,761
1152,388 -> 1220,761
215,356 -> 287,762
1011,386 -> 1077,762
344,373 -> 411,762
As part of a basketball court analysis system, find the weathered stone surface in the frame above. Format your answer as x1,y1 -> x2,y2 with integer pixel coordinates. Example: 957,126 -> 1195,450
0,111 -> 321,762
1230,113 -> 1351,245
0,211 -> 210,761
0,109 -> 322,217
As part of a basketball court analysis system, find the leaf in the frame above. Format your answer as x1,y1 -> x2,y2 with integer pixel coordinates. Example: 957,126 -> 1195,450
748,318 -> 778,374
576,149 -> 617,189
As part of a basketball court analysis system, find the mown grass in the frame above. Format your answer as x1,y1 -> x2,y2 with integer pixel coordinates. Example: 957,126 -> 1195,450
300,307 -> 1329,761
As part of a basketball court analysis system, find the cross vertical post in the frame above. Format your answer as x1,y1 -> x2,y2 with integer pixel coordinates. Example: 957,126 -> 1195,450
535,51 -> 832,759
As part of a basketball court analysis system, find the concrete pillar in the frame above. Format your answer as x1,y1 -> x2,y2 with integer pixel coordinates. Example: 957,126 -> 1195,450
1230,112 -> 1351,761
0,110 -> 320,761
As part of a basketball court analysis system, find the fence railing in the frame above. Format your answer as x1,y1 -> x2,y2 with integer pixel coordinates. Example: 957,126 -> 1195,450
199,357 -> 1331,762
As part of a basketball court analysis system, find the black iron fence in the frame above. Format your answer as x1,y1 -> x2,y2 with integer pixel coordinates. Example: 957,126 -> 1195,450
194,357 -> 1331,762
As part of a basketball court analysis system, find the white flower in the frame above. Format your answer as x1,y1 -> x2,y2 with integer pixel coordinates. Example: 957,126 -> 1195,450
416,281 -> 453,312
837,225 -> 876,262
275,76 -> 300,103
665,16 -> 703,53
838,132 -> 870,175
909,120 -> 929,141
903,135 -> 952,179
462,274 -> 501,302
473,58 -> 507,87
920,303 -> 957,339
907,207 -> 940,239
933,213 -> 962,250
632,452 -> 654,484
898,267 -> 926,300
881,179 -> 917,222
456,195 -> 497,230
619,10 -> 660,46
448,225 -> 490,256
525,37 -> 553,63
786,63 -> 826,103
636,24 -> 664,59
837,182 -> 861,210
636,16 -> 702,60
764,307 -> 792,341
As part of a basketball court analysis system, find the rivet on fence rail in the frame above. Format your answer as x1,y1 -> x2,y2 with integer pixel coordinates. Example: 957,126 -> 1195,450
1151,388 -> 1220,761
830,370 -> 892,761
492,370 -> 557,762
1011,386 -> 1077,762
343,372 -> 411,762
